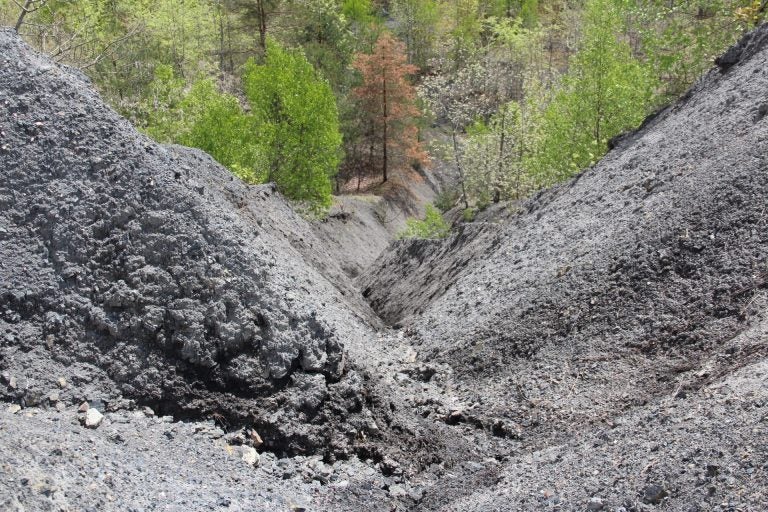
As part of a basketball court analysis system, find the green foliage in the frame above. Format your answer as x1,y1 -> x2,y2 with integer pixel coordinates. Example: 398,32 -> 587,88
448,0 -> 484,62
142,64 -> 186,143
462,207 -> 476,222
485,0 -> 539,25
398,204 -> 452,239
390,0 -> 440,69
342,0 -> 375,24
459,76 -> 545,206
626,0 -> 755,102
243,41 -> 342,211
176,81 -> 265,184
141,67 -> 265,184
529,0 -> 657,184
434,187 -> 461,212
8,0 -> 755,216
294,0 -> 355,92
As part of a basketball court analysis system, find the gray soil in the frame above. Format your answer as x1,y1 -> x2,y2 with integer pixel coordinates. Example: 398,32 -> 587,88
2,23 -> 768,512
314,167 -> 440,278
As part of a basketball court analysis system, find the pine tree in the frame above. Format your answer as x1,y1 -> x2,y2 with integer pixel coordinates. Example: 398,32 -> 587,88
353,32 -> 425,183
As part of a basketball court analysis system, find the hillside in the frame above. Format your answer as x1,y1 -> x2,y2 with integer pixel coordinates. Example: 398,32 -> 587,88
361,23 -> 768,509
2,22 -> 768,512
0,27 -> 385,459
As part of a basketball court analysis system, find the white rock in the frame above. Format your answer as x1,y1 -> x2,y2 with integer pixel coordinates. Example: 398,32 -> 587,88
389,484 -> 407,498
85,408 -> 103,428
241,446 -> 260,467
7,404 -> 21,414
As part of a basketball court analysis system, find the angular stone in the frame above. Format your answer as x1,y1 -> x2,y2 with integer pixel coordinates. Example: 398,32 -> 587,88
241,446 -> 260,467
84,408 -> 103,428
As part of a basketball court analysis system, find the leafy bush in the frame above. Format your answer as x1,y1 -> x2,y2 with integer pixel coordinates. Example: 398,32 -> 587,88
398,204 -> 451,239
433,187 -> 460,212
177,80 -> 266,184
142,71 -> 265,184
243,41 -> 342,213
528,0 -> 657,185
142,42 -> 342,213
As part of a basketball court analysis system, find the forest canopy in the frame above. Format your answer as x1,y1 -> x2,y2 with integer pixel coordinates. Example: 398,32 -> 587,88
3,0 -> 765,213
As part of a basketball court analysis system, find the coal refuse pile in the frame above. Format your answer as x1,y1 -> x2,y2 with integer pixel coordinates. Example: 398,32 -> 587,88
361,24 -> 768,510
0,28 -> 382,459
3,21 -> 768,512
362,23 -> 768,401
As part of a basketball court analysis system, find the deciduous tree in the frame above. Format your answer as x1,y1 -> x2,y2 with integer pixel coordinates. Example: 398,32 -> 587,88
530,0 -> 656,184
244,40 -> 342,211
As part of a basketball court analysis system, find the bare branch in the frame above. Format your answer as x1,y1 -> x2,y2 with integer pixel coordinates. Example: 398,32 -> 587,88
80,25 -> 141,70
14,0 -> 47,32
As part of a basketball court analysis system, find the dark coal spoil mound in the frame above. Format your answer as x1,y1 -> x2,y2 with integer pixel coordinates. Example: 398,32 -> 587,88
0,29 -> 379,457
361,23 -> 768,482
364,23 -> 768,373
356,24 -> 768,509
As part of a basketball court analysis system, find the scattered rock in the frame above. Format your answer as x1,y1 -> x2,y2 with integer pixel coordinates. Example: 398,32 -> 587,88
56,378 -> 67,389
7,404 -> 21,414
380,456 -> 403,476
587,497 -> 605,511
389,484 -> 407,498
84,408 -> 103,428
247,428 -> 263,447
642,484 -> 669,505
77,402 -> 89,413
241,446 -> 260,467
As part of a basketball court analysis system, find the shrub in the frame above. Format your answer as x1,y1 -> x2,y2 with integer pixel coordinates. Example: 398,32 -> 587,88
398,204 -> 451,239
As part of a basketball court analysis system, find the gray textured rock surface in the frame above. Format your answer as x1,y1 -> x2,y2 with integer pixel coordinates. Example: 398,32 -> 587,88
0,405 -> 397,512
0,27 -> 379,457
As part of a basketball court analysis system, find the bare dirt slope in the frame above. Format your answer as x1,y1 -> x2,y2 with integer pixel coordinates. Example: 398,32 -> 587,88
314,166 -> 440,278
360,23 -> 768,510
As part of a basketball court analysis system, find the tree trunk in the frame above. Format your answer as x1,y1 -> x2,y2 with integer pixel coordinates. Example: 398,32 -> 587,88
382,68 -> 388,183
452,129 -> 470,210
494,108 -> 506,203
15,0 -> 35,32
218,1 -> 226,76
258,0 -> 267,54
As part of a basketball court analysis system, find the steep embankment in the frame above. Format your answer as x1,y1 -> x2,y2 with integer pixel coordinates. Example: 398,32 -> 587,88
314,166 -> 440,278
0,28 -> 382,458
361,24 -> 768,509
0,30 -> 512,512
363,23 -> 768,386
